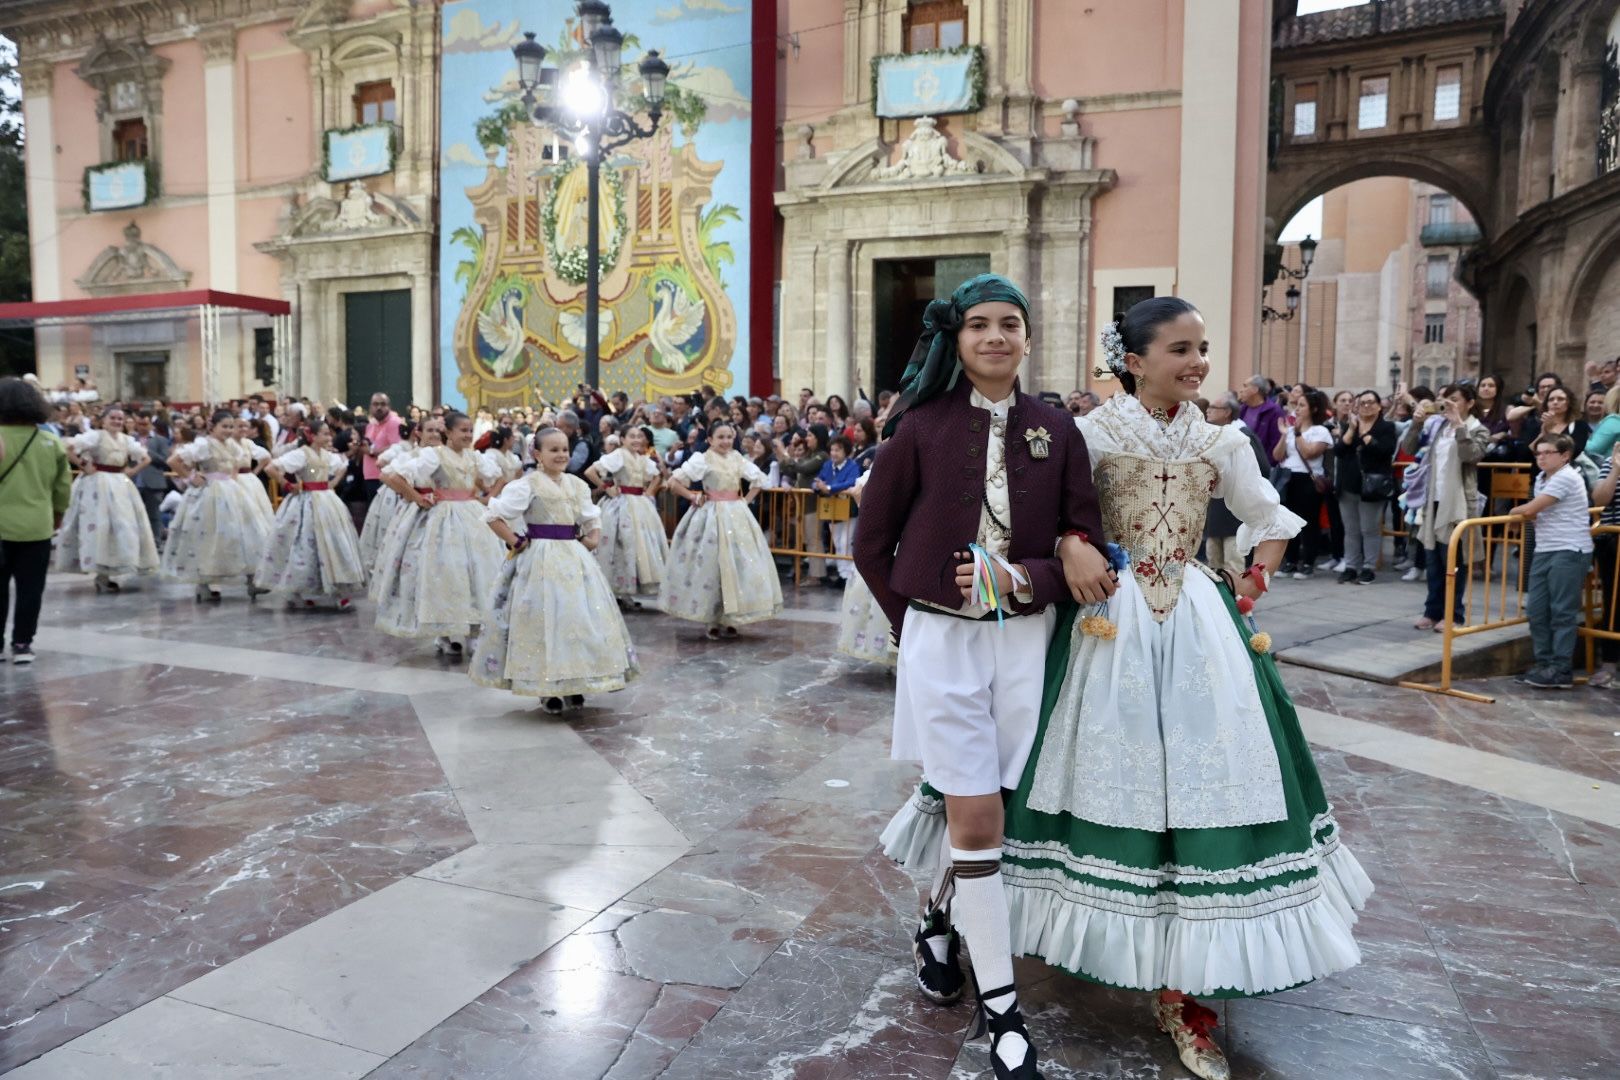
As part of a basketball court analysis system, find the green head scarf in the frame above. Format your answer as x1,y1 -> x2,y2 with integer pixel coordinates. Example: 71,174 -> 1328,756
883,273 -> 1030,437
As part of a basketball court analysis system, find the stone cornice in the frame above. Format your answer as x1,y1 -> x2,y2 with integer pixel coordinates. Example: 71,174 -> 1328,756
0,0 -> 302,65
1470,167 -> 1620,275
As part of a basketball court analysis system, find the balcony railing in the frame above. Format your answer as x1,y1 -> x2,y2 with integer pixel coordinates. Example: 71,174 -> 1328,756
1420,221 -> 1482,247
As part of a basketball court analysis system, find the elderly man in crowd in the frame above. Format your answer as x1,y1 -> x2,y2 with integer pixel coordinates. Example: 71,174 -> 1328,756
1238,375 -> 1284,468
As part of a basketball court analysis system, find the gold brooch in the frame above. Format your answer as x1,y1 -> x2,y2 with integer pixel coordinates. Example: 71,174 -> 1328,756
1024,426 -> 1051,460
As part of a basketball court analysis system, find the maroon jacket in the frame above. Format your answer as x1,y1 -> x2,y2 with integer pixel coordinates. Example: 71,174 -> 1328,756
855,378 -> 1107,639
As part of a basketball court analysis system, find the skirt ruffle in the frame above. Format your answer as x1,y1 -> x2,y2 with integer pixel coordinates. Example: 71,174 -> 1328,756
254,490 -> 367,598
657,501 -> 782,626
595,494 -> 670,599
160,479 -> 268,584
370,500 -> 503,638
358,486 -> 403,572
836,571 -> 896,665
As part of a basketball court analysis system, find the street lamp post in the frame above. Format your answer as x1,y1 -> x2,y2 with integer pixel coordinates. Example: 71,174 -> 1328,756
1389,351 -> 1403,392
513,3 -> 670,389
1261,234 -> 1317,324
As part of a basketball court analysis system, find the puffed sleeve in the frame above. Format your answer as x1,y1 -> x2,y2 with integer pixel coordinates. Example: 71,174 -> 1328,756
324,449 -> 348,474
390,450 -> 438,487
473,449 -> 503,484
571,475 -> 602,529
249,442 -> 270,462
277,447 -> 309,473
740,456 -> 769,487
1214,427 -> 1306,554
596,448 -> 626,474
69,431 -> 100,455
672,451 -> 708,485
175,440 -> 209,466
482,473 -> 534,523
379,441 -> 409,467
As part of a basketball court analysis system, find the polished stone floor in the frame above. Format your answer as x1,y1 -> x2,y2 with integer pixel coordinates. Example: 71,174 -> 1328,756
2,575 -> 1618,1079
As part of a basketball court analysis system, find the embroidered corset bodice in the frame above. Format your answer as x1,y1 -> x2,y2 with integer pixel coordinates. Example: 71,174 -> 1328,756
701,451 -> 747,495
522,474 -> 584,526
610,454 -> 653,488
1096,453 -> 1219,621
87,432 -> 132,467
430,447 -> 479,492
289,452 -> 336,484
194,438 -> 234,473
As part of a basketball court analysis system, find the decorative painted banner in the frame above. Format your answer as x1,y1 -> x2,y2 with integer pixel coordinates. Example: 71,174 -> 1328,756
438,0 -> 756,409
874,47 -> 983,118
85,162 -> 149,212
325,123 -> 397,183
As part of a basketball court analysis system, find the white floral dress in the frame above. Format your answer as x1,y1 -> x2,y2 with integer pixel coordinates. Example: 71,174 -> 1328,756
161,437 -> 271,584
370,446 -> 504,639
358,441 -> 413,572
253,447 -> 367,600
593,448 -> 669,600
230,437 -> 276,535
471,472 -> 640,696
54,431 -> 159,577
835,471 -> 896,665
657,450 -> 783,627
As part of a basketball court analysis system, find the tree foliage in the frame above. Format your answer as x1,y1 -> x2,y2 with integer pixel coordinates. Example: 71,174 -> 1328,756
0,48 -> 33,375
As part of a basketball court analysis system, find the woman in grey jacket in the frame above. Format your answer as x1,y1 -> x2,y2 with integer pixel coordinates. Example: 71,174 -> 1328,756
1400,382 -> 1489,630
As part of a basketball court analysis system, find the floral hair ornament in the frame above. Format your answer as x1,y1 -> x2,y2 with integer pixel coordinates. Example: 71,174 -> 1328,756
967,542 -> 1029,627
1099,321 -> 1129,379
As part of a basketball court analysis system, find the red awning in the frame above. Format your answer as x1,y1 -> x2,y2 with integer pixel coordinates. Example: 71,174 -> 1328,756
0,290 -> 291,325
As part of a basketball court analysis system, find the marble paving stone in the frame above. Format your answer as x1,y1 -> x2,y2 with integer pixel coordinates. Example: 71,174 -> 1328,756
1224,997 -> 1499,1080
660,941 -> 966,1080
5,997 -> 384,1079
170,876 -> 596,1056
1456,993 -> 1620,1079
415,841 -> 686,911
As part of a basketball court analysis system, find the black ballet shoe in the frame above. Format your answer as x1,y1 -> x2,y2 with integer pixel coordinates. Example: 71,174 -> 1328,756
565,694 -> 585,710
541,697 -> 565,715
912,908 -> 964,1005
968,979 -> 1041,1080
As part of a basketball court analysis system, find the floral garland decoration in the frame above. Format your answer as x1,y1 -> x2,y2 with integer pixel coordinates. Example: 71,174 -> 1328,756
320,121 -> 399,183
83,159 -> 160,213
541,159 -> 628,287
869,44 -> 986,118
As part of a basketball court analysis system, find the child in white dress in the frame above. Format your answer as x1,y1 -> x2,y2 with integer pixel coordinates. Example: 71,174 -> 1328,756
659,422 -> 783,638
584,423 -> 668,608
472,427 -> 639,713
372,410 -> 503,653
478,426 -> 523,497
359,421 -> 426,573
834,469 -> 896,665
256,419 -> 368,609
230,421 -> 276,536
55,407 -> 159,591
162,409 -> 271,601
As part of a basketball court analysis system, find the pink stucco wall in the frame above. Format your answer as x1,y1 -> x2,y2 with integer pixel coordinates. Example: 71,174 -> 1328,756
1227,0 -> 1269,384
1033,0 -> 1183,100
239,22 -> 312,188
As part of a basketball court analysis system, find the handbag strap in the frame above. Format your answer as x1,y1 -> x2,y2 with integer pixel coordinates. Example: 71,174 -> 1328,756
0,428 -> 41,490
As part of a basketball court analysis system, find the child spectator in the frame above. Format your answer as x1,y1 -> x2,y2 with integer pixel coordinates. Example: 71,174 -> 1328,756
1510,432 -> 1593,689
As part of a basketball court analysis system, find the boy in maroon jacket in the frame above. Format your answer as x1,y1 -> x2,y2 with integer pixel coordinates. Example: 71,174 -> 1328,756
855,274 -> 1114,1079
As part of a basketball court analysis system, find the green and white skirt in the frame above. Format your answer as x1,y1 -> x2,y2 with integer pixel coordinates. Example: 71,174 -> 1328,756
879,591 -> 1373,998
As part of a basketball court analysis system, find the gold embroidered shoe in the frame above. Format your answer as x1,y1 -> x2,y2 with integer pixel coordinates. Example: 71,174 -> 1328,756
1153,995 -> 1230,1080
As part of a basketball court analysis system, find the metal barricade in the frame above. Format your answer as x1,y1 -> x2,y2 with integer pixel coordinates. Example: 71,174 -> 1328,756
1397,513 -> 1529,702
1580,524 -> 1620,677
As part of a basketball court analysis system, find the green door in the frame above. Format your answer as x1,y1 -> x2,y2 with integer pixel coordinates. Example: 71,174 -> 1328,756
344,290 -> 413,409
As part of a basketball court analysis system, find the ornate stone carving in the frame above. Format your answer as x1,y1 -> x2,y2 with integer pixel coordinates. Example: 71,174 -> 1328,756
199,28 -> 238,65
75,37 -> 170,122
283,181 -> 421,238
1060,98 -> 1082,138
19,61 -> 52,98
875,117 -> 976,181
76,222 -> 191,295
796,124 -> 816,161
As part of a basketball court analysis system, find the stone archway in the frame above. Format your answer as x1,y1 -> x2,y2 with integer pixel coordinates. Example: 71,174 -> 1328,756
1265,150 -> 1493,246
1565,216 -> 1620,371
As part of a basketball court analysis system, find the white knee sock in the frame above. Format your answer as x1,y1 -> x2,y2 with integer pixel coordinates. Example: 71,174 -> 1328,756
950,846 -> 1027,1070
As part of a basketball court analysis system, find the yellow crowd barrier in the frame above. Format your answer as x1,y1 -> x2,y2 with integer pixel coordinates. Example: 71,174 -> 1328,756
1399,509 -> 1616,703
654,486 -> 854,586
1580,524 -> 1620,676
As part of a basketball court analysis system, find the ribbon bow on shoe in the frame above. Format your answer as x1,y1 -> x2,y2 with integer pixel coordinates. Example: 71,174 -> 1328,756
1153,996 -> 1230,1080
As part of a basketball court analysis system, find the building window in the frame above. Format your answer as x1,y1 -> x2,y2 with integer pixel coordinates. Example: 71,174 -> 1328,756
112,117 -> 148,161
353,80 -> 397,126
1429,193 -> 1454,226
1424,314 -> 1446,344
254,327 -> 276,385
1293,83 -> 1318,137
905,0 -> 967,52
1358,75 -> 1389,130
1601,40 -> 1618,175
1416,364 -> 1434,388
1426,255 -> 1450,298
1434,65 -> 1462,122
1113,285 -> 1156,322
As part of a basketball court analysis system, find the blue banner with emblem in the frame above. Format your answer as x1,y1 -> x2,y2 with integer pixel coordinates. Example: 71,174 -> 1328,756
874,47 -> 983,119
85,162 -> 150,212
324,123 -> 397,183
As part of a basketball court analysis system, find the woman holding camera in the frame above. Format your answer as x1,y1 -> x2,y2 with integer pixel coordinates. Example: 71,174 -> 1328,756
1333,391 -> 1398,584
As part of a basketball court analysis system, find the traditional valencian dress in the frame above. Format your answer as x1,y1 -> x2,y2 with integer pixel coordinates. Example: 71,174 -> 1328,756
253,447 -> 367,604
471,471 -> 639,696
882,393 -> 1372,999
835,470 -> 895,666
358,440 -> 413,572
161,436 -> 271,587
55,430 -> 160,580
371,445 -> 504,640
657,450 -> 783,627
593,447 -> 669,603
231,436 -> 276,536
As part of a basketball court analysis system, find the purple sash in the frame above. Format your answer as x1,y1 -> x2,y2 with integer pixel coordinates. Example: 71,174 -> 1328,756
526,523 -> 577,541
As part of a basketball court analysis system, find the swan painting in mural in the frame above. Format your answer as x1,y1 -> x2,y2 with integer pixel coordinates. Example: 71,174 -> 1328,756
476,287 -> 529,377
559,308 -> 615,353
647,278 -> 705,374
